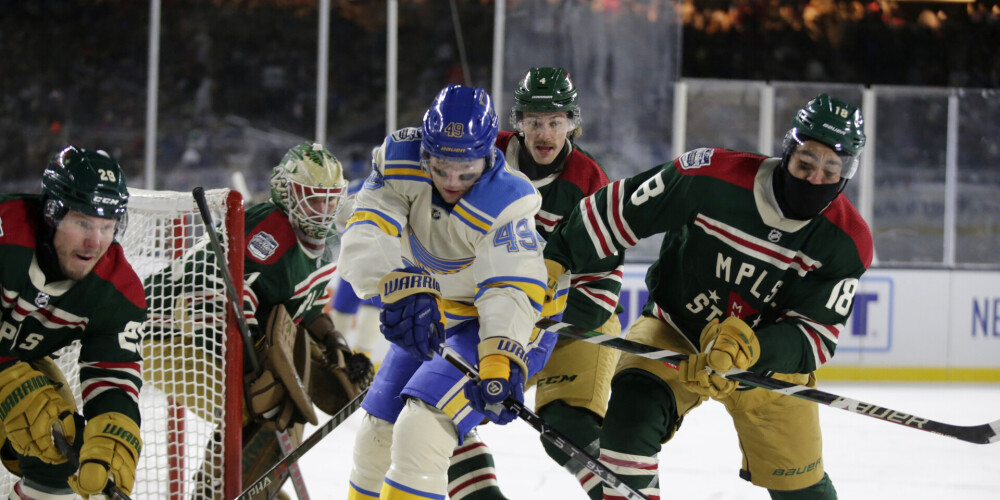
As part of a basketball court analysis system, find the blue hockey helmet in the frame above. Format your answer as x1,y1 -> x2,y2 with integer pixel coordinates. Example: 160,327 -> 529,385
421,84 -> 499,167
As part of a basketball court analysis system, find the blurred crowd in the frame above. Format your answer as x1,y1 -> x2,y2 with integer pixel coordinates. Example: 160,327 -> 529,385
681,0 -> 1000,87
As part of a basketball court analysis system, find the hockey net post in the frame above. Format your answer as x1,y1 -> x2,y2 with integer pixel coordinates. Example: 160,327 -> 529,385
0,188 -> 246,499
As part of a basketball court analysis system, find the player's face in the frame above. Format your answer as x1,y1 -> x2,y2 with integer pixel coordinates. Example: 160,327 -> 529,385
429,156 -> 486,204
518,112 -> 572,165
53,210 -> 116,280
787,140 -> 844,185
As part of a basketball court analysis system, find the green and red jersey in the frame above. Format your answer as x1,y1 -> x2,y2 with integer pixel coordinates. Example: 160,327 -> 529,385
497,131 -> 624,330
0,194 -> 146,423
543,148 -> 873,374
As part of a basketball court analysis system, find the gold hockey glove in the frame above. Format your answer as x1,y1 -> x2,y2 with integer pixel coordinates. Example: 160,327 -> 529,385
68,412 -> 142,498
678,317 -> 760,398
0,362 -> 76,464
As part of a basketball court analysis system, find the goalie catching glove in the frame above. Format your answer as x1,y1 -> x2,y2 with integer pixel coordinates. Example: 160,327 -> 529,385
378,266 -> 445,361
678,316 -> 760,398
303,314 -> 374,415
68,412 -> 142,498
463,337 -> 529,425
0,362 -> 76,464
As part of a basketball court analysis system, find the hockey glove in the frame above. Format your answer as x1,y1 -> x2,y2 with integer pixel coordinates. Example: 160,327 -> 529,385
0,362 -> 76,464
678,316 -> 760,398
378,266 -> 445,361
68,412 -> 142,498
464,338 -> 529,425
541,259 -> 568,317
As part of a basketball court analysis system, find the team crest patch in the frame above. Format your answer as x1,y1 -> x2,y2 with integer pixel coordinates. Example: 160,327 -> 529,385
390,127 -> 421,143
679,148 -> 714,170
364,168 -> 385,190
248,232 -> 279,260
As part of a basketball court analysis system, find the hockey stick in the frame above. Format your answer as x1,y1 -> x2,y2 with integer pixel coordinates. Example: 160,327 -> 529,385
52,423 -> 133,500
236,387 -> 369,500
193,187 -> 311,499
437,344 -> 650,500
538,318 -> 1000,445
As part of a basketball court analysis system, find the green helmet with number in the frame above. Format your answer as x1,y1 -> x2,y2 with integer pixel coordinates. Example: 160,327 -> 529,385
510,67 -> 582,133
41,146 -> 129,231
782,93 -> 866,181
270,142 -> 348,243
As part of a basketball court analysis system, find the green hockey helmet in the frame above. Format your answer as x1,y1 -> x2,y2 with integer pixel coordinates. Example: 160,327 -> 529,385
270,142 -> 348,243
41,146 -> 130,234
510,67 -> 582,133
782,93 -> 866,181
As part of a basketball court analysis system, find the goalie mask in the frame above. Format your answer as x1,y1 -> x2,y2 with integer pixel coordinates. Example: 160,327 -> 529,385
41,146 -> 130,238
270,142 -> 348,253
774,93 -> 866,220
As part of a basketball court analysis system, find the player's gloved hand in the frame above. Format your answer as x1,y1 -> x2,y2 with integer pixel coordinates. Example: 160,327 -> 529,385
678,316 -> 760,398
378,266 -> 445,361
0,362 -> 76,464
465,355 -> 525,425
541,259 -> 567,317
68,412 -> 142,498
464,338 -> 530,425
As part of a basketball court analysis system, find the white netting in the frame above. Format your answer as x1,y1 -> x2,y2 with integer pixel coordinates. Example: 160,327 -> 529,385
0,188 -> 241,499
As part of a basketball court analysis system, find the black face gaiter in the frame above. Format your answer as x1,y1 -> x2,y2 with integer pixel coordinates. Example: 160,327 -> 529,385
772,163 -> 842,220
515,134 -> 570,181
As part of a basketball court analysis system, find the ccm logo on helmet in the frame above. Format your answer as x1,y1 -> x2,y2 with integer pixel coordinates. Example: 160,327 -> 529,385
92,195 -> 121,206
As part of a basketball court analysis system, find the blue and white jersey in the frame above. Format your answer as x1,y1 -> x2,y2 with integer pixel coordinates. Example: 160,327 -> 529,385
340,127 -> 546,349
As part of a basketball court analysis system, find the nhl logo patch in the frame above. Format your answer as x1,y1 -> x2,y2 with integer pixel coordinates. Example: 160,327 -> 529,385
248,232 -> 279,261
35,292 -> 49,308
679,148 -> 714,170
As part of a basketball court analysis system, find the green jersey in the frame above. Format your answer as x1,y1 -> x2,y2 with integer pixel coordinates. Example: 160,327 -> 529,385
544,148 -> 873,374
497,131 -> 624,330
145,201 -> 336,347
0,195 -> 146,422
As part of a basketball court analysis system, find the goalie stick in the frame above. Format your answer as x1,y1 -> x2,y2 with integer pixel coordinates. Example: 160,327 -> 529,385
52,423 -> 132,500
537,318 -> 1000,445
193,187 -> 311,499
236,387 -> 369,500
436,343 -> 650,500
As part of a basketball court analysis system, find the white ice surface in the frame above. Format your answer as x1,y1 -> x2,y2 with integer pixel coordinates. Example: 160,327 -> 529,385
285,382 -> 1000,499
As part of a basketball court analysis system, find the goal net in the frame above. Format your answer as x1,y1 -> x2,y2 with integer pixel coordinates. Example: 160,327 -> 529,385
0,188 -> 245,499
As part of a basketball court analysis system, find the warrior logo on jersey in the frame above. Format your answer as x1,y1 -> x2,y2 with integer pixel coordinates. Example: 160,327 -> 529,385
679,148 -> 714,170
248,232 -> 279,261
35,292 -> 49,308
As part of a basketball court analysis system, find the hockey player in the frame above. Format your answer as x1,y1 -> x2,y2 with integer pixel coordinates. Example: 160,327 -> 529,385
543,94 -> 872,499
0,146 -> 146,499
341,84 -> 554,499
143,142 -> 373,498
446,67 -> 624,500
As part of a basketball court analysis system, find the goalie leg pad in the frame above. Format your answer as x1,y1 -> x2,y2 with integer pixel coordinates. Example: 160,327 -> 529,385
349,412 -> 394,496
383,398 -> 458,497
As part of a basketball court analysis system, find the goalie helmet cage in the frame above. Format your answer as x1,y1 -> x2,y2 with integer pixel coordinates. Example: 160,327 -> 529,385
0,188 -> 245,499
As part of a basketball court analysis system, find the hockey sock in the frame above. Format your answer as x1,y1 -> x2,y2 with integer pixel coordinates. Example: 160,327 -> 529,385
537,401 -> 603,499
768,473 -> 837,500
599,370 -> 678,500
446,429 -> 509,500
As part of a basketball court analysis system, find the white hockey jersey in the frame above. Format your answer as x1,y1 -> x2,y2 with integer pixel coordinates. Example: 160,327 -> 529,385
340,127 -> 547,349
